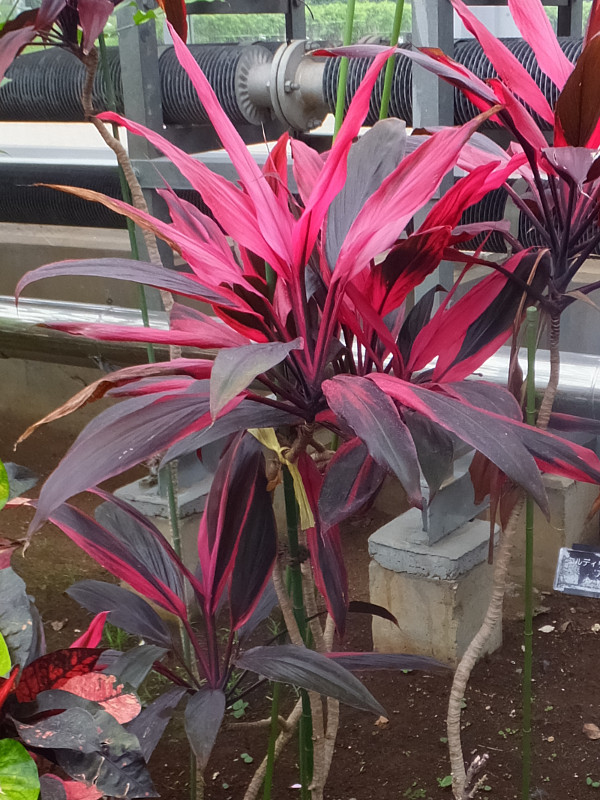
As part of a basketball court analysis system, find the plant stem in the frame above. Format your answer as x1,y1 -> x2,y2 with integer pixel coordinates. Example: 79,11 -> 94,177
263,682 -> 281,800
282,467 -> 313,797
379,0 -> 404,120
522,307 -> 538,800
333,0 -> 357,139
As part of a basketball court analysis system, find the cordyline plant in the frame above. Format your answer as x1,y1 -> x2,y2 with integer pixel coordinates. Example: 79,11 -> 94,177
326,0 -> 600,793
13,24 -> 600,798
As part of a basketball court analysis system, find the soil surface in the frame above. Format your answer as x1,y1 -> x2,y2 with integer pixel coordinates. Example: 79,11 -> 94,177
3,414 -> 600,800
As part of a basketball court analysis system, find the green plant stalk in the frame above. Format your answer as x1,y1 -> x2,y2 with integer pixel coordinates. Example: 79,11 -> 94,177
98,33 -> 156,364
282,466 -> 313,797
379,0 -> 404,119
263,682 -> 281,800
333,0 -> 357,139
522,306 -> 538,800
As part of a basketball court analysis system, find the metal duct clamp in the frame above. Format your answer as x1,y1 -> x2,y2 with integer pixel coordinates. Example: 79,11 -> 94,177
267,40 -> 328,131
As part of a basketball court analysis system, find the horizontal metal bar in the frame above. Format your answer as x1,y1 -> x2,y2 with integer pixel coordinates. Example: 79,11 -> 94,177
186,0 -> 288,14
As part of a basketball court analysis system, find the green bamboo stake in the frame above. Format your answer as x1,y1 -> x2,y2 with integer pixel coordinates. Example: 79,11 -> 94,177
522,306 -> 538,800
333,0 -> 357,140
378,0 -> 404,120
282,467 -> 313,798
263,682 -> 281,800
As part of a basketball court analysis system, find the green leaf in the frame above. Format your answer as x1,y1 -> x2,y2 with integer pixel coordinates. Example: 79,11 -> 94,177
0,633 -> 11,676
0,461 -> 9,512
0,740 -> 40,800
133,8 -> 156,24
437,775 -> 453,788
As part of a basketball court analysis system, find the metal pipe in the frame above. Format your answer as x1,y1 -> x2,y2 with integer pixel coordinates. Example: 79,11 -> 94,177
3,295 -> 600,423
478,346 -> 600,421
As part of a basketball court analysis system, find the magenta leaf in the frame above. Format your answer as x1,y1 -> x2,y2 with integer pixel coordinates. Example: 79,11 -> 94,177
449,0 -> 554,123
228,474 -> 278,630
507,0 -> 572,90
322,375 -> 422,508
235,645 -> 385,716
184,688 -> 226,771
210,338 -> 303,419
70,612 -> 109,649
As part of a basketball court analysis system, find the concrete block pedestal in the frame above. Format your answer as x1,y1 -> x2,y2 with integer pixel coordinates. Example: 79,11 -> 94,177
369,511 -> 500,667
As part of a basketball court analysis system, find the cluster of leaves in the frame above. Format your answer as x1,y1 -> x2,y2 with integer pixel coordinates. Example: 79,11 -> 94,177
9,1 -> 600,792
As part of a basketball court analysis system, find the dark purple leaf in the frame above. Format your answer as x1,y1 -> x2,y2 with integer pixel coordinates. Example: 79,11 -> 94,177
184,688 -> 226,771
15,708 -> 101,753
403,411 -> 454,497
127,687 -> 187,761
95,501 -> 184,600
298,453 -> 348,634
49,504 -> 187,619
548,412 -> 600,435
94,490 -> 204,601
0,567 -> 35,667
319,438 -> 386,528
326,119 -> 406,269
4,463 -> 38,501
368,375 -> 600,515
210,339 -> 303,418
322,375 -> 422,508
444,381 -> 522,421
104,645 -> 168,689
15,258 -> 232,307
327,652 -> 449,672
31,386 -> 214,532
397,286 -> 441,365
228,464 -> 278,631
161,400 -> 302,464
39,775 -> 67,800
56,708 -> 157,798
237,580 -> 278,642
67,580 -> 172,648
235,645 -> 385,716
348,601 -> 398,626
199,433 -> 272,616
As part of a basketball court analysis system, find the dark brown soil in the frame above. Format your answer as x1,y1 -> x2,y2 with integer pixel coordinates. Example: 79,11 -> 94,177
3,415 -> 600,800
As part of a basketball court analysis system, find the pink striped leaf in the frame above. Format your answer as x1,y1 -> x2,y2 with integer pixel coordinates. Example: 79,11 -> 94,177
507,0 -> 573,90
449,0 -> 554,124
